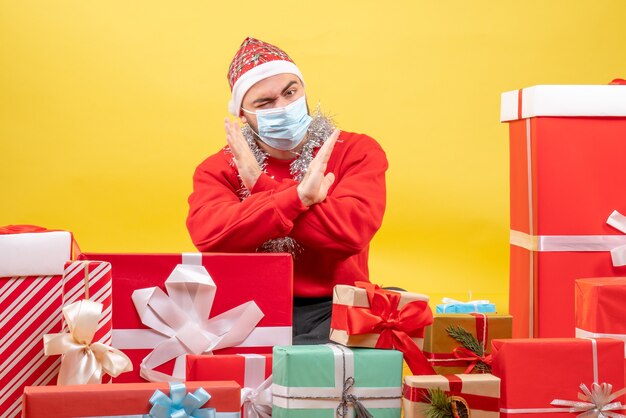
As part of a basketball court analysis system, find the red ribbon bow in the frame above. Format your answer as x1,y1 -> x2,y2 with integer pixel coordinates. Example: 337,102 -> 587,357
0,225 -> 48,234
452,347 -> 493,374
344,282 -> 435,375
609,79 -> 626,85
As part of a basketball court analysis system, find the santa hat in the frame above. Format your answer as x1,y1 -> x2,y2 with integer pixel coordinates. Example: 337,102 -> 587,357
227,37 -> 305,116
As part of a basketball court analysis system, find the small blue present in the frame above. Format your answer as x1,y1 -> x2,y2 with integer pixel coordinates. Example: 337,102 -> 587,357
436,298 -> 496,313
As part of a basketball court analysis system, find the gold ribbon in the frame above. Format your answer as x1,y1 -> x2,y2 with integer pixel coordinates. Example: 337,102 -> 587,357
43,299 -> 133,385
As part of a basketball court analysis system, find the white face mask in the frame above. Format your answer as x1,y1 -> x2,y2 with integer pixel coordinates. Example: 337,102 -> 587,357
242,96 -> 312,151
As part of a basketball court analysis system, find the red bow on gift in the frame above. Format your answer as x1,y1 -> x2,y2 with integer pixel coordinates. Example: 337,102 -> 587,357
344,282 -> 435,375
452,346 -> 493,374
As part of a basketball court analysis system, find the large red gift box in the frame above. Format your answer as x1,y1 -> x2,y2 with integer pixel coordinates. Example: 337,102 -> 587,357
79,252 -> 293,382
575,277 -> 626,354
491,338 -> 625,417
22,381 -> 240,417
501,84 -> 626,338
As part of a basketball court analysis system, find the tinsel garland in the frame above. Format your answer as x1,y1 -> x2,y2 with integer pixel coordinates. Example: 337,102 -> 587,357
228,108 -> 336,256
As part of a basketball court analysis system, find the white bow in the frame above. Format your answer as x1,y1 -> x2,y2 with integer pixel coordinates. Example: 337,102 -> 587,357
551,383 -> 626,417
242,376 -> 273,418
132,263 -> 264,381
607,211 -> 626,267
44,299 -> 132,385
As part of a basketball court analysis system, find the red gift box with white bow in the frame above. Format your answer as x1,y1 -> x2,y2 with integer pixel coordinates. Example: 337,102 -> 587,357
79,252 -> 293,382
492,338 -> 626,418
187,353 -> 272,418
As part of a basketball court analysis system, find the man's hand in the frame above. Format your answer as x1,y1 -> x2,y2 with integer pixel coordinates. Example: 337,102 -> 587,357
297,129 -> 339,207
224,118 -> 261,190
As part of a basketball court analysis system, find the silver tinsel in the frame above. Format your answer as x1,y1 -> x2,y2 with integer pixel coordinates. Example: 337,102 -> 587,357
227,109 -> 336,256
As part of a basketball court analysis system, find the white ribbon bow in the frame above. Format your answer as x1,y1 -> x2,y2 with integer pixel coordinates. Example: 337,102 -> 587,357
551,383 -> 626,418
608,211 -> 626,266
132,263 -> 265,382
242,376 -> 273,418
44,299 -> 133,385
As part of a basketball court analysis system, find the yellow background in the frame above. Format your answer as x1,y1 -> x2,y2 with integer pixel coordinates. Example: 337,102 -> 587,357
2,1 -> 626,312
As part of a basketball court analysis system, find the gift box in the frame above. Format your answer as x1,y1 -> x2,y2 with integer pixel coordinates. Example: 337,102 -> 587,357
187,354 -> 272,417
575,277 -> 626,357
501,84 -> 626,338
575,277 -> 626,342
187,354 -> 272,387
0,226 -> 78,418
272,344 -> 402,418
22,380 -> 241,417
423,314 -> 512,375
435,298 -> 496,314
402,374 -> 500,418
330,282 -> 434,375
492,338 -> 626,417
79,252 -> 293,382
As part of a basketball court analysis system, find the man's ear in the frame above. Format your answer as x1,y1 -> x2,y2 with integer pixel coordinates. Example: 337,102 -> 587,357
240,115 -> 247,124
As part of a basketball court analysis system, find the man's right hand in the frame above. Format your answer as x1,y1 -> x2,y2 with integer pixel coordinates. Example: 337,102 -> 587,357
224,118 -> 262,190
297,129 -> 339,207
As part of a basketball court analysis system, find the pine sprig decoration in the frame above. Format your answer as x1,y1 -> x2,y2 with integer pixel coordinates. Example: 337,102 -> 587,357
446,325 -> 491,373
423,388 -> 469,418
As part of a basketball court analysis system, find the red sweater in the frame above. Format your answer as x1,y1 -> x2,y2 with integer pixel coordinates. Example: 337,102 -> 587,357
186,130 -> 388,297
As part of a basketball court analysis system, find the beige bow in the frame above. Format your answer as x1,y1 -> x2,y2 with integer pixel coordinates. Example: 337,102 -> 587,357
44,299 -> 132,385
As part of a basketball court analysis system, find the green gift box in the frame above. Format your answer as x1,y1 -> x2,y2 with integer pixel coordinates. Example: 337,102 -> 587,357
272,344 -> 403,418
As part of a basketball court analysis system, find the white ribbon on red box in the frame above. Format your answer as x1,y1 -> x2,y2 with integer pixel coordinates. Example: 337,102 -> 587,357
241,355 -> 272,418
119,254 -> 270,382
510,210 -> 626,267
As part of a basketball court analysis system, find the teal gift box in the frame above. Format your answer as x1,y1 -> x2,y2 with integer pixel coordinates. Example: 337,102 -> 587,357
272,344 -> 402,418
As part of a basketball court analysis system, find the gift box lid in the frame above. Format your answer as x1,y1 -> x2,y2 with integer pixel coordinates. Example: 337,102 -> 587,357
0,229 -> 73,276
500,84 -> 626,122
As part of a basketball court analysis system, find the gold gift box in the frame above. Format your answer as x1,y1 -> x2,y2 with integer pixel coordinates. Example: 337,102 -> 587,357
423,314 -> 512,374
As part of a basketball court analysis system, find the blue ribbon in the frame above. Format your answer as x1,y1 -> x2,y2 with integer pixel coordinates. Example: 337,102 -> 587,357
148,382 -> 215,418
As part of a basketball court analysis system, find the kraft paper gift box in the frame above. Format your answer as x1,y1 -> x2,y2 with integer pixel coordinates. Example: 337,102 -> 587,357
0,226 -> 79,418
501,84 -> 626,338
186,354 -> 272,417
330,282 -> 435,375
491,338 -> 626,418
78,252 -> 293,382
272,345 -> 403,418
402,374 -> 500,418
22,381 -> 241,417
422,314 -> 512,375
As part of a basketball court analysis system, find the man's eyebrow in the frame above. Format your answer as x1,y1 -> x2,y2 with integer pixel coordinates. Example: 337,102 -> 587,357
281,80 -> 298,95
252,81 -> 299,105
